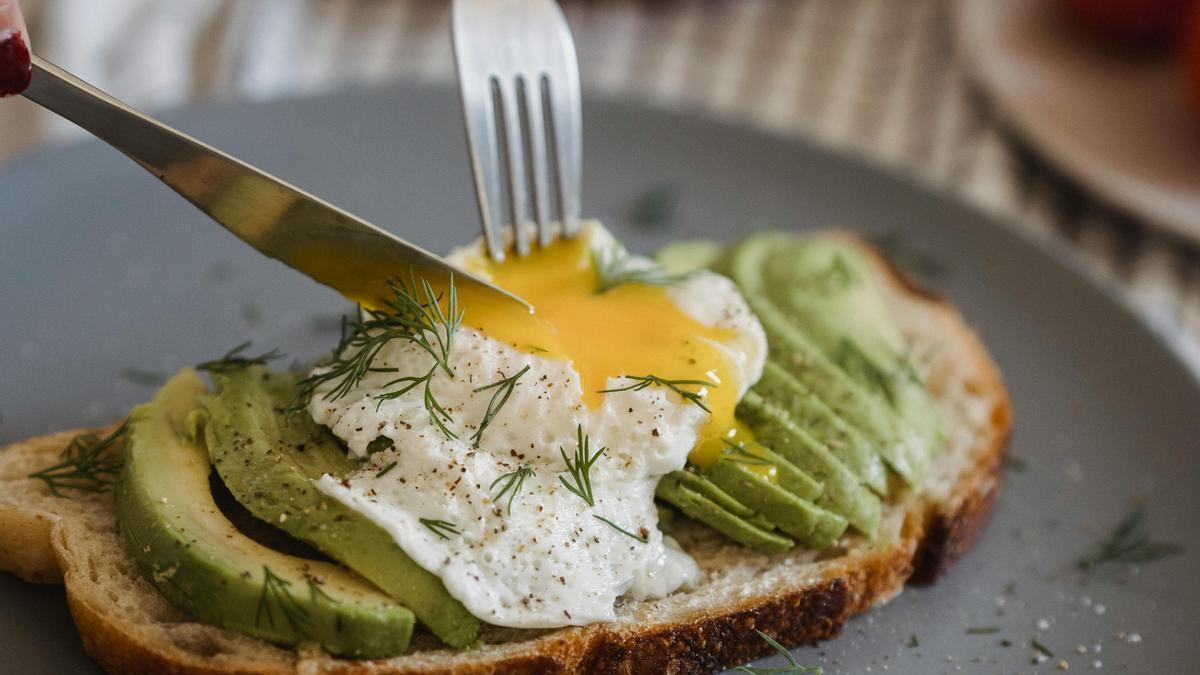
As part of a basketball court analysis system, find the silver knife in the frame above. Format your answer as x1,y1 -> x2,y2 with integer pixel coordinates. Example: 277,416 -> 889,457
19,56 -> 531,313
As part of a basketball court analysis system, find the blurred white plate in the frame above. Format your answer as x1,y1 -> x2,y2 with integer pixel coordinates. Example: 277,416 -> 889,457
957,0 -> 1200,243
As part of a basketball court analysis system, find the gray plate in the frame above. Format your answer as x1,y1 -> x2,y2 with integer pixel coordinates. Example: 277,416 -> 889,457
1,84 -> 1197,675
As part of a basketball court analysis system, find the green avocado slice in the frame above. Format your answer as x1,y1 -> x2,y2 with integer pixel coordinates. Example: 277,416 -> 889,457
655,239 -> 724,275
727,233 -> 936,483
703,460 -> 847,548
200,367 -> 479,648
754,361 -> 888,496
756,234 -> 944,448
726,439 -> 825,503
116,369 -> 415,658
656,471 -> 794,554
666,467 -> 757,518
738,391 -> 882,537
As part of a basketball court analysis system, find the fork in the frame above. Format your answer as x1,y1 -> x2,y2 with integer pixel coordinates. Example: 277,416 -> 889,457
452,0 -> 583,261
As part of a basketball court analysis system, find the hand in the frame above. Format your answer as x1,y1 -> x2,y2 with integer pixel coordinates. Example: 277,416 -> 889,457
0,0 -> 31,97
0,1 -> 27,44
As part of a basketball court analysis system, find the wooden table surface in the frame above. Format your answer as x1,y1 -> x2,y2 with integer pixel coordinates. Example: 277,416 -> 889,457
4,0 -> 1199,372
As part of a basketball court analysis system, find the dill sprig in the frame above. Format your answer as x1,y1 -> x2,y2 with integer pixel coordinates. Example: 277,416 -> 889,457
471,365 -> 530,447
373,365 -> 457,439
196,341 -> 285,374
600,374 -> 717,413
307,577 -> 338,606
593,514 -> 647,543
1031,637 -> 1054,659
736,629 -> 822,674
559,425 -> 606,507
255,566 -> 310,636
376,461 -> 398,478
720,438 -> 773,466
118,367 -> 166,387
1005,456 -> 1030,474
29,422 -> 128,497
291,273 -> 462,439
966,626 -> 1001,635
1077,507 -> 1183,573
593,244 -> 683,294
490,463 -> 534,515
420,517 -> 461,540
626,183 -> 680,229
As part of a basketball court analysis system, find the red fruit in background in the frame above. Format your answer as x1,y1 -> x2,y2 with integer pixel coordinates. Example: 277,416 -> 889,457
1186,5 -> 1200,117
1058,0 -> 1197,49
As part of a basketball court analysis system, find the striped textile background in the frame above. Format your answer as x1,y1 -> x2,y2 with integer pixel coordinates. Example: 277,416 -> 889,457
4,0 -> 1199,370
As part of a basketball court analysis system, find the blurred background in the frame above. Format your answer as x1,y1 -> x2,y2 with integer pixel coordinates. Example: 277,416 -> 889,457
4,0 -> 1200,371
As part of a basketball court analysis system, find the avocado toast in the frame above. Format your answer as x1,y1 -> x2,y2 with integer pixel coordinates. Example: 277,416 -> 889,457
0,231 -> 1011,673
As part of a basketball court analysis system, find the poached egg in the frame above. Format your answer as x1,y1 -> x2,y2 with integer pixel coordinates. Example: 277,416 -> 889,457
309,222 -> 766,628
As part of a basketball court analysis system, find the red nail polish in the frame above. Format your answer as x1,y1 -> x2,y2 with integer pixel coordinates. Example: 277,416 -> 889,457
0,30 -> 32,97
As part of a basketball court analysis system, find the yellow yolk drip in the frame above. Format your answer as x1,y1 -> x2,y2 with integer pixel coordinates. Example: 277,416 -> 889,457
452,234 -> 742,465
688,419 -> 778,482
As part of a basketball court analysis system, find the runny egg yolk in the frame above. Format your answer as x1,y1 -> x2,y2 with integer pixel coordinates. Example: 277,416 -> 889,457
451,233 -> 749,469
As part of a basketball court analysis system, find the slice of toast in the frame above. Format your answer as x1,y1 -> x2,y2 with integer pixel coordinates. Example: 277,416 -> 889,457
0,239 -> 1012,674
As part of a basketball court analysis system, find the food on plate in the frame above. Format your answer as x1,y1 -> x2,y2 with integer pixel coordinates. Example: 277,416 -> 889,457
0,223 -> 1011,673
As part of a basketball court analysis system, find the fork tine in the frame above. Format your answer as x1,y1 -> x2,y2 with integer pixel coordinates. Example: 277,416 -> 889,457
453,0 -> 582,256
455,69 -> 506,259
544,68 -> 582,238
494,77 -> 531,257
520,76 -> 553,248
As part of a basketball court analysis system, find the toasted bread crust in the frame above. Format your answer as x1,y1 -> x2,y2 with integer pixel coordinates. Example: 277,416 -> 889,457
0,238 -> 1012,674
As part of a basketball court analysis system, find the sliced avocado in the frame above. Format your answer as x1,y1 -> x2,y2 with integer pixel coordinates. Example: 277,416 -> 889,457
704,460 -> 847,548
756,298 -> 926,483
711,439 -> 824,503
655,239 -> 724,275
738,391 -> 882,537
754,361 -> 888,496
201,367 -> 479,648
727,233 -> 936,481
682,434 -> 848,548
656,471 -> 793,554
668,467 -> 758,518
116,369 -> 415,658
756,234 -> 944,446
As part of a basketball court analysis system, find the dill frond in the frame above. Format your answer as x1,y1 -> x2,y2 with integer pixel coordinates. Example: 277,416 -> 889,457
490,463 -> 534,515
255,566 -> 310,636
592,244 -> 683,294
291,273 -> 462,440
558,425 -> 606,507
471,365 -> 530,447
196,341 -> 284,374
1077,507 -> 1183,573
599,374 -> 717,413
720,438 -> 773,466
593,514 -> 647,543
735,629 -> 822,674
28,422 -> 127,497
420,517 -> 461,540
